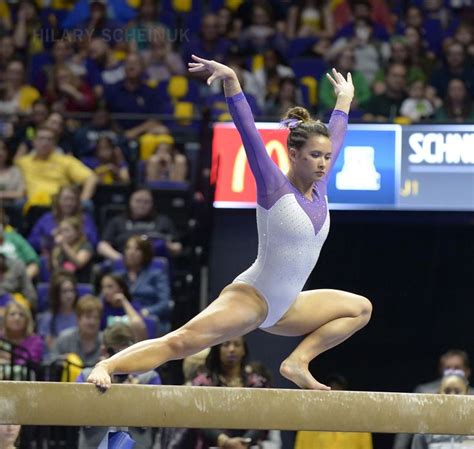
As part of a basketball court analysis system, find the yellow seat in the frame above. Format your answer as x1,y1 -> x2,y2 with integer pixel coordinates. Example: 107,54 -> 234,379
167,76 -> 189,100
139,134 -> 175,160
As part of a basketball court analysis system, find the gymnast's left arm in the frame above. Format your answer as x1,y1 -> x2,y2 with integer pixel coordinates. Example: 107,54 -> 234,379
325,68 -> 354,174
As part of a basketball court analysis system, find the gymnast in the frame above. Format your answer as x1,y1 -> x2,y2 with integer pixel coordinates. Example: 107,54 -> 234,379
87,55 -> 372,391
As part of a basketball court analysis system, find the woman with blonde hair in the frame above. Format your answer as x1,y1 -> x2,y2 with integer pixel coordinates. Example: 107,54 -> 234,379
0,300 -> 44,365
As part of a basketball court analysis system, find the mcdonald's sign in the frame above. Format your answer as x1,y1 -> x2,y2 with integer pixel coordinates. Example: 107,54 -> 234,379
211,122 -> 289,208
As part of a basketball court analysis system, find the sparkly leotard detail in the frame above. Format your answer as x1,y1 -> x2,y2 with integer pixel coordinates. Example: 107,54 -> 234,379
227,92 -> 348,328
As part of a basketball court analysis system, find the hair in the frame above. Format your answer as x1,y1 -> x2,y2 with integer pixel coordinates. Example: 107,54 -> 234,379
100,273 -> 132,302
103,323 -> 135,348
75,294 -> 103,318
48,63 -> 80,95
282,106 -> 330,151
444,78 -> 472,119
440,349 -> 471,370
205,337 -> 249,385
51,185 -> 83,221
4,300 -> 34,339
48,270 -> 78,336
124,235 -> 154,268
51,216 -> 87,269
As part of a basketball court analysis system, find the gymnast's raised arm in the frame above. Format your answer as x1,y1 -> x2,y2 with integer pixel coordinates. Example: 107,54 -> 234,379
188,55 -> 285,197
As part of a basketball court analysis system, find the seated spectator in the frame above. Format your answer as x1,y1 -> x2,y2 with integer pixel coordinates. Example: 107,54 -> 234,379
295,373 -> 372,449
400,79 -> 435,122
264,77 -> 304,118
15,126 -> 98,208
0,300 -> 44,365
0,424 -> 21,449
114,235 -> 171,333
50,216 -> 94,283
77,323 -> 160,449
28,185 -> 98,255
403,26 -> 436,79
363,62 -> 408,122
12,0 -> 46,56
0,60 -> 40,115
434,78 -> 474,122
0,139 -> 25,203
0,36 -> 17,85
37,270 -> 78,351
192,337 -> 270,447
72,108 -> 120,159
0,254 -> 37,309
0,208 -> 39,279
318,46 -> 370,116
98,188 -> 182,261
452,22 -> 474,59
88,136 -> 130,185
86,38 -> 125,98
286,0 -> 335,39
430,41 -> 474,99
49,294 -> 103,367
393,349 -> 472,449
411,369 -> 471,449
104,52 -> 162,136
141,24 -> 186,85
99,273 -> 147,342
145,140 -> 187,183
43,112 -> 76,154
45,64 -> 96,113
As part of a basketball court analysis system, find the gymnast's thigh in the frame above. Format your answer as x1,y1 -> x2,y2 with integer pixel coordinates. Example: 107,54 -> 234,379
262,289 -> 370,337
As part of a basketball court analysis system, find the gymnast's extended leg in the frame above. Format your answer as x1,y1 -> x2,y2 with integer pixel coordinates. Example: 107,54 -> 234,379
87,283 -> 268,388
264,289 -> 372,390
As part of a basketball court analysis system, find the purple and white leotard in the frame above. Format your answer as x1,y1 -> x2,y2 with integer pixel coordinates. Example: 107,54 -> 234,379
227,92 -> 348,329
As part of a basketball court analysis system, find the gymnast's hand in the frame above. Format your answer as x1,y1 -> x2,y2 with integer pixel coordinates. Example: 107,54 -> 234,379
188,54 -> 236,86
326,68 -> 354,100
87,363 -> 112,392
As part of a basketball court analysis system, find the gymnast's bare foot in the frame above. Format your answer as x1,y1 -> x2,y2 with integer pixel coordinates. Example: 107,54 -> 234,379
280,359 -> 331,390
87,364 -> 112,392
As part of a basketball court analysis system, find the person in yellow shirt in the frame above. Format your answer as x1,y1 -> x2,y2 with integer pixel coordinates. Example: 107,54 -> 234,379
294,374 -> 373,449
15,126 -> 98,208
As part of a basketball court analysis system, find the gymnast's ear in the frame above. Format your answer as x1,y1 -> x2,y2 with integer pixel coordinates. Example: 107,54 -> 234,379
288,146 -> 299,162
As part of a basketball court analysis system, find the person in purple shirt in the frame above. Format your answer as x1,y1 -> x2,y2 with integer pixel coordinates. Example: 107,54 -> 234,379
87,55 -> 372,391
0,300 -> 44,365
28,185 -> 98,254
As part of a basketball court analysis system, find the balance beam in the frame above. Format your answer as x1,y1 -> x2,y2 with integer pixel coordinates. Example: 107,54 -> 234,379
1,381 -> 473,433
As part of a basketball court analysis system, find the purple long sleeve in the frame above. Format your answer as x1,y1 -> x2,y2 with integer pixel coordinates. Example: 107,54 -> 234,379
326,109 -> 349,175
226,92 -> 286,198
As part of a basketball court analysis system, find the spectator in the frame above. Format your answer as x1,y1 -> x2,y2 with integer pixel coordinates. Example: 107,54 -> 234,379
403,26 -> 436,78
0,254 -> 36,309
50,216 -> 94,282
114,235 -> 171,333
286,0 -> 335,39
363,62 -> 407,121
0,208 -> 39,279
98,188 -> 182,260
12,0 -> 45,55
50,294 -> 103,367
45,64 -> 96,113
104,52 -> 162,135
99,273 -> 147,342
430,41 -> 474,99
141,24 -> 185,85
28,185 -> 98,255
318,46 -> 371,116
0,60 -> 40,115
411,369 -> 471,449
295,373 -> 373,449
0,139 -> 25,203
86,38 -> 125,98
0,300 -> 44,365
72,108 -> 120,159
453,22 -> 474,59
37,270 -> 78,351
145,140 -> 187,183
327,17 -> 389,85
0,424 -> 21,449
400,79 -> 435,122
0,36 -> 16,85
88,136 -> 130,185
41,112 -> 76,154
264,77 -> 304,118
192,337 -> 270,448
393,349 -> 472,449
76,323 -> 160,449
434,78 -> 474,122
15,126 -> 98,208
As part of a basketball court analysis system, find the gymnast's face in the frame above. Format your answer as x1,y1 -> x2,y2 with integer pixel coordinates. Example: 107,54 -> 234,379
219,337 -> 245,368
440,376 -> 468,395
290,134 -> 332,182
